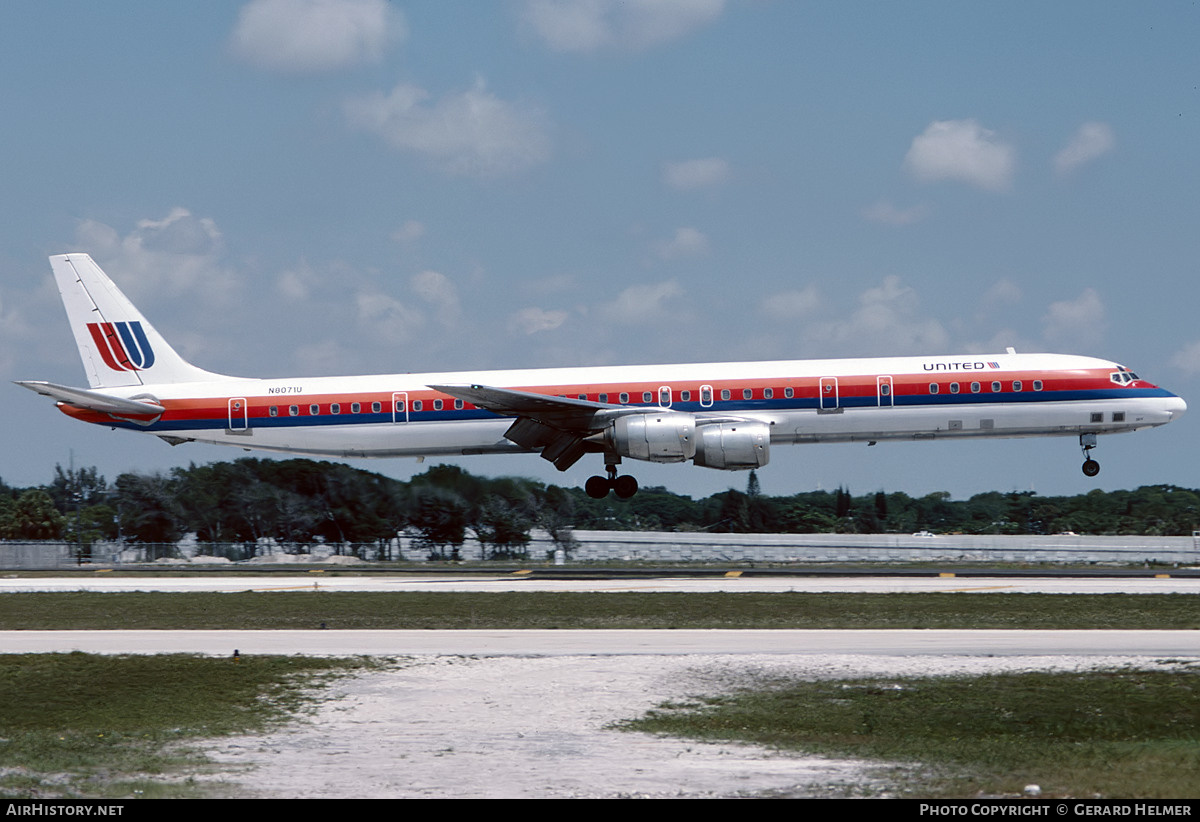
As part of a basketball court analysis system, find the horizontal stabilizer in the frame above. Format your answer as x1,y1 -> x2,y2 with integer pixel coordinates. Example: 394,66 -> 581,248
13,380 -> 164,418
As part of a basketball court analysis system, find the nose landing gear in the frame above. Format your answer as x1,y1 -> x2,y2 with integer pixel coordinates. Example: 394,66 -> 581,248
584,459 -> 639,499
1080,433 -> 1100,477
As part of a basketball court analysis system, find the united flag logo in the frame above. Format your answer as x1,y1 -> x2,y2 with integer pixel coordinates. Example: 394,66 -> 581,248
86,321 -> 155,372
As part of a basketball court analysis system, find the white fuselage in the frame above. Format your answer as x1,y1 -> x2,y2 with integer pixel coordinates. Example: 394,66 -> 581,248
59,352 -> 1186,463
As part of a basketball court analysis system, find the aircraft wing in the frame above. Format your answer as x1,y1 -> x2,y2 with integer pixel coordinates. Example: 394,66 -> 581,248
14,380 -> 165,421
429,383 -> 615,429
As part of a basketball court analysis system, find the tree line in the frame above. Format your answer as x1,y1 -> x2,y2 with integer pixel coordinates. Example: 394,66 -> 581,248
1,459 -> 1198,557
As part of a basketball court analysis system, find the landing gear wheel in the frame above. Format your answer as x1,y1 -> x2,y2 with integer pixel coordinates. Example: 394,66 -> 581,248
612,475 -> 639,499
585,476 -> 610,499
1082,458 -> 1100,477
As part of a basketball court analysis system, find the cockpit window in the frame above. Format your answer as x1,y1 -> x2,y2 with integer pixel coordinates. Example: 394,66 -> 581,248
1110,372 -> 1137,386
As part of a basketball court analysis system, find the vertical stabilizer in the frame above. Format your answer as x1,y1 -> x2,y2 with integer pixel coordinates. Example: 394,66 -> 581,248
50,253 -> 223,388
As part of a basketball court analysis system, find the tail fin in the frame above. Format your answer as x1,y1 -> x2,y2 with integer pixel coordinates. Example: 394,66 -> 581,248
50,253 -> 223,388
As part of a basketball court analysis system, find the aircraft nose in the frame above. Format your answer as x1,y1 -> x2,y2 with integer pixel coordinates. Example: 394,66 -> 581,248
1167,395 -> 1187,420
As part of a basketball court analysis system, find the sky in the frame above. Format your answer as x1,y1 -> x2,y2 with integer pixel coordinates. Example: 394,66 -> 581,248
1,0 -> 1198,501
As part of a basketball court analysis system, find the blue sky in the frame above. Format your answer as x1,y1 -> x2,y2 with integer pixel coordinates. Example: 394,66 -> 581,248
2,0 -> 1198,500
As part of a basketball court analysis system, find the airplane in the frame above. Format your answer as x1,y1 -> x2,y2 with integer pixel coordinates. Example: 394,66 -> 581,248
16,253 -> 1187,499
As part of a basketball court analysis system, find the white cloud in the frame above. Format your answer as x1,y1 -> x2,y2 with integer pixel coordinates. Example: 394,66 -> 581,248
356,290 -> 424,344
410,270 -> 461,325
1054,122 -> 1115,176
1170,340 -> 1200,376
1042,288 -> 1105,347
72,208 -> 238,302
391,220 -> 426,244
981,278 -> 1022,308
861,199 -> 930,226
600,279 -> 684,324
276,260 -> 319,301
655,226 -> 709,260
805,276 -> 949,356
230,0 -> 405,73
509,306 -> 569,335
521,0 -> 725,53
904,119 -> 1015,191
344,78 -> 552,177
762,286 -> 821,320
663,157 -> 730,190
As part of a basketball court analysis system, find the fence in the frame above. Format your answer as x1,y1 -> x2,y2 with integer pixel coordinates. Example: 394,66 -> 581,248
3,530 -> 1199,569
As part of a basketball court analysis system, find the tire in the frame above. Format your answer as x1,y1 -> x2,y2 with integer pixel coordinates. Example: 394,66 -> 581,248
585,476 -> 610,498
612,475 -> 639,499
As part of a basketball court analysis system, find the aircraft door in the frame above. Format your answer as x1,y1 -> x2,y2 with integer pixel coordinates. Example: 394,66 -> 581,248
877,376 -> 894,407
819,377 -> 839,411
228,398 -> 248,430
658,386 -> 672,408
392,392 -> 409,423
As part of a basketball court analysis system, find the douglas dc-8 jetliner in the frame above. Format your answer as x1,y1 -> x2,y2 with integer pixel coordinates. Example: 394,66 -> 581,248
16,254 -> 1187,498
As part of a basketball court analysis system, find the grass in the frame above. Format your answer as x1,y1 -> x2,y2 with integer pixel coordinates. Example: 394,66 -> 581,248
621,665 -> 1200,798
0,653 -> 381,799
0,591 -> 1198,629
3,590 -> 1198,798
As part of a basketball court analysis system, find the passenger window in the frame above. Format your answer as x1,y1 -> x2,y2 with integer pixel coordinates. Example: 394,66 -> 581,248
412,400 -> 422,411
970,382 -> 980,393
309,404 -> 319,415
743,388 -> 753,400
721,389 -> 731,401
433,399 -> 443,411
929,383 -> 939,394
1113,412 -> 1125,422
1091,413 -> 1103,423
784,387 -> 793,399
619,392 -> 629,404
351,402 -> 361,413
372,402 -> 381,413
764,388 -> 773,399
331,403 -> 341,414
700,386 -> 713,406
1033,380 -> 1043,391
599,393 -> 608,403
680,390 -> 691,402
454,399 -> 463,410
949,383 -> 960,394
642,391 -> 652,403
269,406 -> 278,417
1012,380 -> 1022,392
991,382 -> 1001,393
289,405 -> 299,416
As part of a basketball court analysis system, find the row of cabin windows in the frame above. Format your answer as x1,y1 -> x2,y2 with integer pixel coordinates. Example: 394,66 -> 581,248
261,380 -> 1049,417
928,380 -> 1043,395
586,387 -> 798,404
266,398 -> 466,417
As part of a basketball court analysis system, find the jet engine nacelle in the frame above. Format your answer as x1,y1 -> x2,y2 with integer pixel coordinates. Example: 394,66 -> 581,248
693,422 -> 770,470
609,412 -> 697,463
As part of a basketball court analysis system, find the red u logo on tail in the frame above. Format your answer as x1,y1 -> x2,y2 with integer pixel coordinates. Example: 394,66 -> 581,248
86,322 -> 156,372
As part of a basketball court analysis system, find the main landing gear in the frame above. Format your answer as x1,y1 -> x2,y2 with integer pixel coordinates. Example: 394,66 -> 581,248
1080,433 -> 1100,477
585,459 -> 639,499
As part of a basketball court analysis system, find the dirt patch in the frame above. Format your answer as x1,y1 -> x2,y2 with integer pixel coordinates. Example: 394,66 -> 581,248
202,653 -> 1162,799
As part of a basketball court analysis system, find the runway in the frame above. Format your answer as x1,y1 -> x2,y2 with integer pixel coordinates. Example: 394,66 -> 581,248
4,628 -> 1200,657
3,572 -> 1199,594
